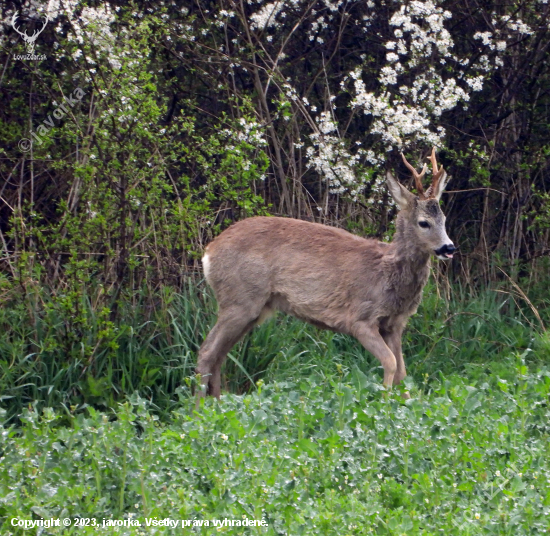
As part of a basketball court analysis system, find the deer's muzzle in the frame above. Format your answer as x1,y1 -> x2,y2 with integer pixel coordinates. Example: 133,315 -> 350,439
435,244 -> 456,260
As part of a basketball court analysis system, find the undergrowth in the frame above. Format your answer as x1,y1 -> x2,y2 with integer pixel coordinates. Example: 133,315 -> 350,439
0,275 -> 548,423
1,274 -> 550,534
1,354 -> 550,535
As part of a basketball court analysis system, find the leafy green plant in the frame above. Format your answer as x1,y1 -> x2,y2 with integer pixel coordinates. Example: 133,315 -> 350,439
1,272 -> 548,425
2,357 -> 550,535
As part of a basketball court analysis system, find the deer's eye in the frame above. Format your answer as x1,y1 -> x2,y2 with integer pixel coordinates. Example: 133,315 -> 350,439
418,221 -> 430,229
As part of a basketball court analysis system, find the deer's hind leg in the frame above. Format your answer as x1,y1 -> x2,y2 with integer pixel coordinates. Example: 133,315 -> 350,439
196,304 -> 263,401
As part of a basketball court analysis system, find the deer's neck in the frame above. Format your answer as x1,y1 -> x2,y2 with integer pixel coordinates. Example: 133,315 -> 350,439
388,215 -> 431,290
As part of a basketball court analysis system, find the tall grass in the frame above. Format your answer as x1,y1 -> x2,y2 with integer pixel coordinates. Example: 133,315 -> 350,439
0,272 -> 548,423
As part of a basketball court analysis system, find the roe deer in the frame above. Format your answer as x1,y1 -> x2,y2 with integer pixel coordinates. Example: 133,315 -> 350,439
196,148 -> 455,400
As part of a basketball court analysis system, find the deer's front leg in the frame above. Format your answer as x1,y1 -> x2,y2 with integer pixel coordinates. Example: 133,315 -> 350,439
381,326 -> 406,386
353,323 -> 397,387
381,324 -> 410,399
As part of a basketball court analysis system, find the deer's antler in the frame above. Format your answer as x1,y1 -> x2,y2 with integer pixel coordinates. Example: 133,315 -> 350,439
401,152 -> 428,199
425,147 -> 445,199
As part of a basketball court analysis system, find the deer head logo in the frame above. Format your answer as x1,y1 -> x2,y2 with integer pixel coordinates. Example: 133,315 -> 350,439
11,11 -> 49,54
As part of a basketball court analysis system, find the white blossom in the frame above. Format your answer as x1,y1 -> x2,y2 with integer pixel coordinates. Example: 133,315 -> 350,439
221,117 -> 267,146
250,1 -> 285,30
306,112 -> 364,196
474,31 -> 493,46
350,1 -> 472,149
466,76 -> 484,91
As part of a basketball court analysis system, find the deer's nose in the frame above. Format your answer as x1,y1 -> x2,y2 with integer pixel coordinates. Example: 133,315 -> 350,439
435,244 -> 456,259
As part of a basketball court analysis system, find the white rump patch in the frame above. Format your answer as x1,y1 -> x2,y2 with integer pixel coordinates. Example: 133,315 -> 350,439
202,253 -> 211,282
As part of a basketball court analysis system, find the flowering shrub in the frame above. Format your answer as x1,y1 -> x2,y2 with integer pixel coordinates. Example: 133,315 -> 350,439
0,0 -> 549,313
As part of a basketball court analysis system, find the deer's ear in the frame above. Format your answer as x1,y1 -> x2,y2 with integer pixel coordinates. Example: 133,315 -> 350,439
386,171 -> 416,209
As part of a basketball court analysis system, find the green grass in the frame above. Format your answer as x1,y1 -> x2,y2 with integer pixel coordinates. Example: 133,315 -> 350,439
0,276 -> 549,423
1,354 -> 550,535
1,276 -> 550,534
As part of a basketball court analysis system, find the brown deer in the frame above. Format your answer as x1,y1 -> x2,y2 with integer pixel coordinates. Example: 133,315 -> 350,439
196,148 -> 455,400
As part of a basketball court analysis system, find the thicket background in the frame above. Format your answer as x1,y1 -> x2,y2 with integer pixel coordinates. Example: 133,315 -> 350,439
0,0 -> 549,420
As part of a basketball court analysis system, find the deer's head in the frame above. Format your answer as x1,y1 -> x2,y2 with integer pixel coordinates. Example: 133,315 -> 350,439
386,148 -> 456,260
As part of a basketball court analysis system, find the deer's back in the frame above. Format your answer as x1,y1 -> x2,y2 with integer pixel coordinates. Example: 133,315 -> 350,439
204,216 -> 385,276
202,217 -> 398,327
